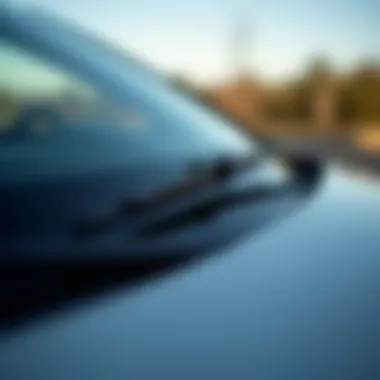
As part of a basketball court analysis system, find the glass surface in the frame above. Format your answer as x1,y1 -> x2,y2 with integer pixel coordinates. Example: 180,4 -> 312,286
0,9 -> 258,184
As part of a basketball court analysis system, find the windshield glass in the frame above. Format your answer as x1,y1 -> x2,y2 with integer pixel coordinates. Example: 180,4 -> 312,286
1,8 -> 259,184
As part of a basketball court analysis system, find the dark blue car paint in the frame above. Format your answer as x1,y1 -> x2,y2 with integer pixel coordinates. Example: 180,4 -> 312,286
0,5 -> 288,260
1,166 -> 379,380
0,5 -> 379,380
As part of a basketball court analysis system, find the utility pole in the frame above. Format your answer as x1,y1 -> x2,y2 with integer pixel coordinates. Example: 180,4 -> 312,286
228,10 -> 265,128
231,10 -> 252,80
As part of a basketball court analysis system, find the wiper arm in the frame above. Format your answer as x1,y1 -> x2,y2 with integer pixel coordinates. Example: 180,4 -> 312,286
121,151 -> 263,215
75,151 -> 263,238
138,183 -> 292,237
137,155 -> 324,238
75,153 -> 322,239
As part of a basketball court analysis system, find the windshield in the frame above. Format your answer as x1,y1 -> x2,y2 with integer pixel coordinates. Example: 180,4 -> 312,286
1,7 -> 259,184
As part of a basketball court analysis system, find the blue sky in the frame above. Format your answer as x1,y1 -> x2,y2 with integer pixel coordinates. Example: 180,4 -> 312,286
12,0 -> 380,84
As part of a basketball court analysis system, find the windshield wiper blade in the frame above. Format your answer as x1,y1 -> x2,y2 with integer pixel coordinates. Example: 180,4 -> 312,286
75,153 -> 322,240
134,157 -> 324,238
121,151 -> 263,215
138,183 -> 292,238
75,152 -> 264,238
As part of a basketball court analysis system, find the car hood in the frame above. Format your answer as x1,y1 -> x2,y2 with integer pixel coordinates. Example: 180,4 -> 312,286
1,163 -> 379,380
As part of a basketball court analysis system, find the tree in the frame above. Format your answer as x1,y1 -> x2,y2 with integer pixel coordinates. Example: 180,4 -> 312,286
304,57 -> 337,130
339,64 -> 380,125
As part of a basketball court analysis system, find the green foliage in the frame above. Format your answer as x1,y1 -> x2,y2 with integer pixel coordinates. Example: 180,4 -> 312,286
339,66 -> 380,124
268,81 -> 311,121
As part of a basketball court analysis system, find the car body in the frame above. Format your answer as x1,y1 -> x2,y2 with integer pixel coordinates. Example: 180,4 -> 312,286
0,4 -> 379,380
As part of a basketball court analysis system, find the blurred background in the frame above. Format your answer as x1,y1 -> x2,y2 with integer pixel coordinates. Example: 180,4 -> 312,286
4,0 -> 380,170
